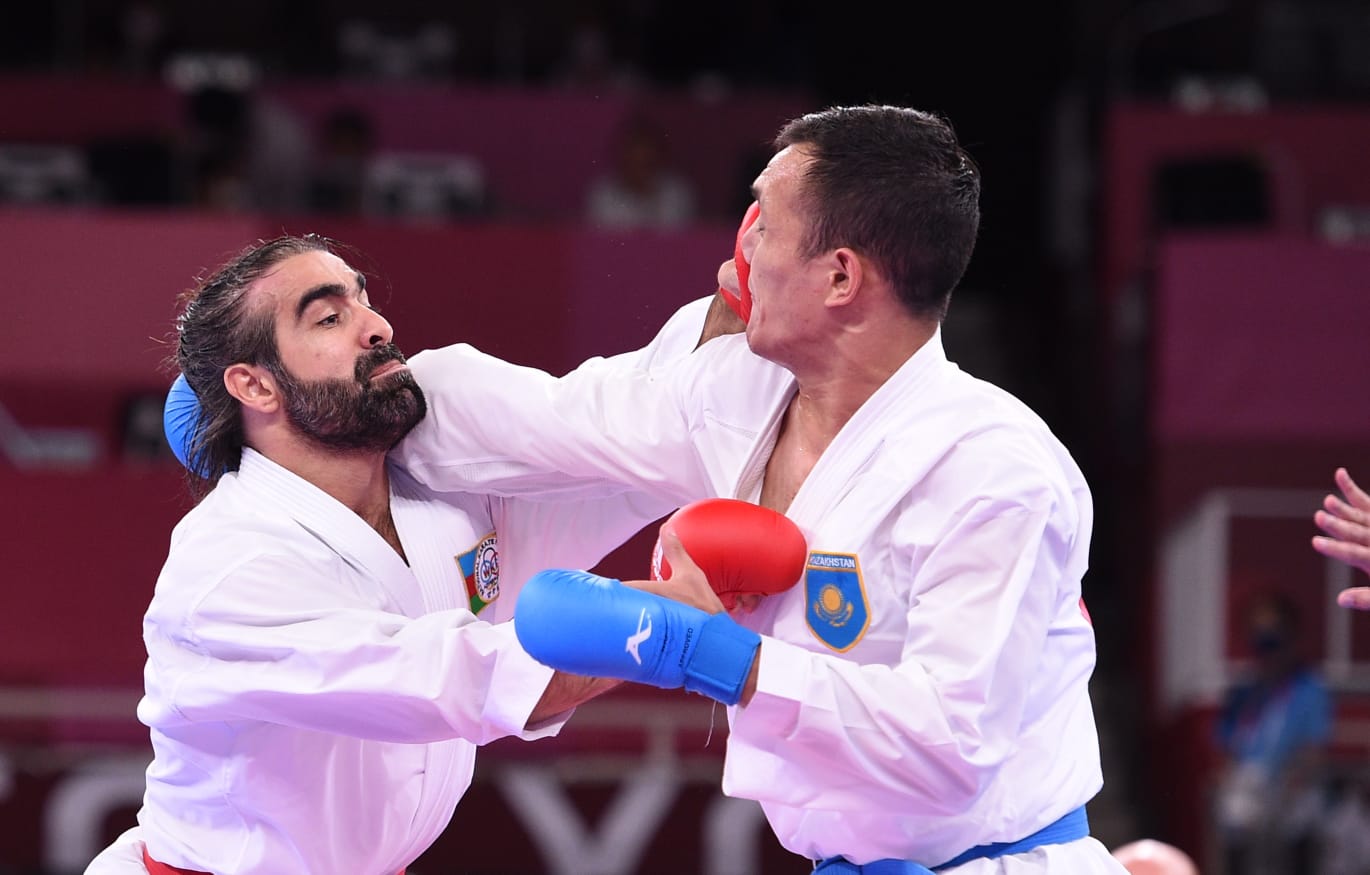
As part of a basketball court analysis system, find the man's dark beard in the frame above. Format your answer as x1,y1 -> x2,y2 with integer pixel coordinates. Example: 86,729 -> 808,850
273,343 -> 428,453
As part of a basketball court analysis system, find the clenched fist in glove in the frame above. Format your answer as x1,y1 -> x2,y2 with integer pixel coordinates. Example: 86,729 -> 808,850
516,533 -> 763,705
650,498 -> 806,611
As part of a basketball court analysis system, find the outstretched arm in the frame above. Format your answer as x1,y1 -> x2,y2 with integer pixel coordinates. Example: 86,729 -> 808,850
527,673 -> 622,727
1312,467 -> 1370,610
514,533 -> 762,707
695,262 -> 747,349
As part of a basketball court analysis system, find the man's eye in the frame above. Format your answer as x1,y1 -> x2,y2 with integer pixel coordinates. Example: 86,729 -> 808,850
318,313 -> 340,326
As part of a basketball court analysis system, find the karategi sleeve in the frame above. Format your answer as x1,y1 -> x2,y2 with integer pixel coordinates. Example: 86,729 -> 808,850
627,295 -> 714,370
492,490 -> 677,591
143,553 -> 561,745
725,464 -> 1091,815
446,300 -> 718,599
395,342 -> 714,505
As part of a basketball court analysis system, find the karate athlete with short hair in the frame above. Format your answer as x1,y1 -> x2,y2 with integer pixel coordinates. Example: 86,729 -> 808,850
392,105 -> 1128,874
84,234 -> 741,875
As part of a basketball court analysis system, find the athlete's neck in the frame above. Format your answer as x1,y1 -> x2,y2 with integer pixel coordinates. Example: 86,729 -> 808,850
261,443 -> 400,551
788,320 -> 936,443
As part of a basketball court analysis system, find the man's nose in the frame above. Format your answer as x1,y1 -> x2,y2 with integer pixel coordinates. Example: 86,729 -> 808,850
362,308 -> 394,348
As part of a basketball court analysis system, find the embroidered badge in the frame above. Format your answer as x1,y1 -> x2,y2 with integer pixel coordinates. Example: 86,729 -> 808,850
456,532 -> 500,614
804,551 -> 870,652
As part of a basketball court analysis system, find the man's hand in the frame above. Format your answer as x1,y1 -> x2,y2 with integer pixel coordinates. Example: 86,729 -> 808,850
646,500 -> 806,611
631,531 -> 725,613
528,674 -> 622,727
695,282 -> 750,347
1312,467 -> 1370,610
513,547 -> 761,705
628,531 -> 762,704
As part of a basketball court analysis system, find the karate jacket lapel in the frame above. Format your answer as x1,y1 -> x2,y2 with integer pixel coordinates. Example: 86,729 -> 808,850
387,464 -> 471,614
237,449 -> 425,618
784,330 -> 958,532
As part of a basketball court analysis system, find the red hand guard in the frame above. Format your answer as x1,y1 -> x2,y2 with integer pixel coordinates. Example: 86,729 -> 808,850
718,201 -> 759,323
650,498 -> 806,610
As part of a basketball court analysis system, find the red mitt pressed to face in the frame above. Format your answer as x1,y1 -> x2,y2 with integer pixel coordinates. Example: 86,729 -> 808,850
718,201 -> 759,323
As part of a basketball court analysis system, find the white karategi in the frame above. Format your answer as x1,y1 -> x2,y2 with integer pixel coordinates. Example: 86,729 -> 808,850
392,329 -> 1126,873
86,299 -> 713,874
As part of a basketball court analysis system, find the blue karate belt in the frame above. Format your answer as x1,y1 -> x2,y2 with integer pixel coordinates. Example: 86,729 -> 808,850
813,806 -> 1089,874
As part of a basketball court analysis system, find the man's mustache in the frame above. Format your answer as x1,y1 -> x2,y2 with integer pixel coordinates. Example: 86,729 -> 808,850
355,344 -> 408,382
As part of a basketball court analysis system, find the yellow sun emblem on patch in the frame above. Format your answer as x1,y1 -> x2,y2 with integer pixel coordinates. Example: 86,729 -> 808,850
804,551 -> 869,651
814,583 -> 855,626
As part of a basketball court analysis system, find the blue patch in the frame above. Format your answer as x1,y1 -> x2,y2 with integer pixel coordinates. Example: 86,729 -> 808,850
804,551 -> 870,652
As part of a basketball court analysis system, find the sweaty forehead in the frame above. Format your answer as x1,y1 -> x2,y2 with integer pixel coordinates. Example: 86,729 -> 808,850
754,145 -> 813,205
249,250 -> 358,312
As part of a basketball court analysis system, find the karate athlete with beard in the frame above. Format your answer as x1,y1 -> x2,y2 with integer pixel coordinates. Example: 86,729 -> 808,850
392,105 -> 1126,874
84,234 -> 743,875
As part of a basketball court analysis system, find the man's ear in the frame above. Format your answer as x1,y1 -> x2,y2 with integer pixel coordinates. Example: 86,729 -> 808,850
825,247 -> 866,308
224,363 -> 281,414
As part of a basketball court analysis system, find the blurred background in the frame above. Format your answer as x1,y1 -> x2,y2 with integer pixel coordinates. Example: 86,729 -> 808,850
2,1 -> 1370,873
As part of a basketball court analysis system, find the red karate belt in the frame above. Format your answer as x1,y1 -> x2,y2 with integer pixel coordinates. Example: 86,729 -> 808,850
143,846 -> 404,874
141,847 -> 209,875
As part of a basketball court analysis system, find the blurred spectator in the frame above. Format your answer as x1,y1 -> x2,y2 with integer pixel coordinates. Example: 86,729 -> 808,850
241,93 -> 311,212
337,19 -> 458,81
0,144 -> 93,205
550,13 -> 645,92
1320,775 -> 1370,875
307,106 -> 376,215
175,55 -> 310,213
183,82 -> 251,211
1253,0 -> 1370,101
119,0 -> 173,76
585,112 -> 695,229
79,0 -> 175,76
1213,590 -> 1332,875
362,151 -> 490,222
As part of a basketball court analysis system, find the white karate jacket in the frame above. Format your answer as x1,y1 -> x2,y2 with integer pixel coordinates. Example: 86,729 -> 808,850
86,297 -> 713,874
393,330 -> 1123,871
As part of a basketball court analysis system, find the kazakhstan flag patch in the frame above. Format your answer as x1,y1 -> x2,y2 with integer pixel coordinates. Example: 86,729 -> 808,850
804,551 -> 870,652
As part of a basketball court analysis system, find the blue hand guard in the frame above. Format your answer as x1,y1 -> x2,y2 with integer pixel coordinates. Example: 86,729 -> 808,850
514,569 -> 761,705
163,373 -> 205,475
